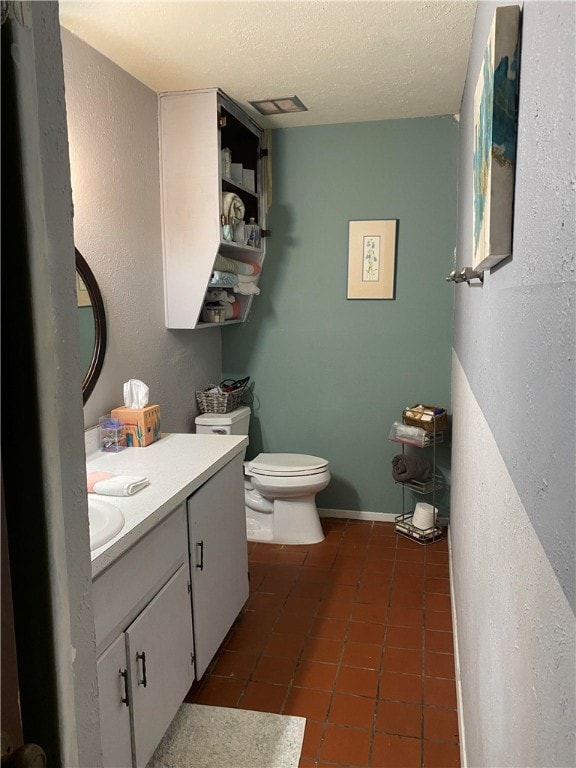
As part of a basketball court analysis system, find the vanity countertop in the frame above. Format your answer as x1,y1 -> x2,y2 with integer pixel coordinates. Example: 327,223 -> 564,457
87,433 -> 248,578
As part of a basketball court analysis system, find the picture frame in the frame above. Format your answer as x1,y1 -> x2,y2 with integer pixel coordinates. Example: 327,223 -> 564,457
473,5 -> 521,272
347,219 -> 398,299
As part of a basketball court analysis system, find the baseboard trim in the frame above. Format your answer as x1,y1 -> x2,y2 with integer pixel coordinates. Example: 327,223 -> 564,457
318,508 -> 398,523
448,527 -> 467,768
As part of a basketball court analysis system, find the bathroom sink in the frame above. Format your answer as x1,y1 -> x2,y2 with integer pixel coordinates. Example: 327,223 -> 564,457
88,497 -> 125,551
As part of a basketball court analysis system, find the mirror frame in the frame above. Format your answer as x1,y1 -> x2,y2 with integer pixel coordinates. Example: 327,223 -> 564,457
76,248 -> 107,404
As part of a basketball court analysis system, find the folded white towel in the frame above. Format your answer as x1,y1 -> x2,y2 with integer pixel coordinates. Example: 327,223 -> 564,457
233,282 -> 261,295
87,471 -> 150,496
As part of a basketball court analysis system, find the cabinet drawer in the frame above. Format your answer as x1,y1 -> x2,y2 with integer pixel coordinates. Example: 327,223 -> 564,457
93,504 -> 188,652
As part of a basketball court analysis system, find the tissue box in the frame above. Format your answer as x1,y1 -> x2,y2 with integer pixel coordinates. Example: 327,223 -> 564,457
111,405 -> 161,448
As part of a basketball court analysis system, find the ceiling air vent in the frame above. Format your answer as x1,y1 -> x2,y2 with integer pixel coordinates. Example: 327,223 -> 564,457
248,95 -> 308,115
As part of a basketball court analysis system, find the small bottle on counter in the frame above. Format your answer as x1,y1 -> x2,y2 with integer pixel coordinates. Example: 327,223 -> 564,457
246,217 -> 261,248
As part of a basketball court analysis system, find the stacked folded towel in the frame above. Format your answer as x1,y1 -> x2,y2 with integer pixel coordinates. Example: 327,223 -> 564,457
209,270 -> 238,288
237,273 -> 259,283
87,471 -> 150,496
214,253 -> 261,276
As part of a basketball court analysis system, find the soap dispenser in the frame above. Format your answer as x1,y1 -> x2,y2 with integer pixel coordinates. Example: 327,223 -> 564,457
246,217 -> 261,248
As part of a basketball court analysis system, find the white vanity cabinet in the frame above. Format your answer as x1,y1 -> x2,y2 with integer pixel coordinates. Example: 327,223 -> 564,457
89,437 -> 250,767
187,453 -> 249,677
93,506 -> 194,768
158,87 -> 266,329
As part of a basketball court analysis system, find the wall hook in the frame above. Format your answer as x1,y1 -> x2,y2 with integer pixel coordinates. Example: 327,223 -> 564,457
446,267 -> 484,285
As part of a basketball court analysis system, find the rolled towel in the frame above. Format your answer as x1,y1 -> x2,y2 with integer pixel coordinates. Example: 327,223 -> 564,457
222,192 -> 245,224
236,272 -> 260,283
87,471 -> 150,496
391,454 -> 432,483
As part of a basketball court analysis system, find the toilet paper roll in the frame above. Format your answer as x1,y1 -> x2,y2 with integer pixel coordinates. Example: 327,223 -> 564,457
412,502 -> 437,530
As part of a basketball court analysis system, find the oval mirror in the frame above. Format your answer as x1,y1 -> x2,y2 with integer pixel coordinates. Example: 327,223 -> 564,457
76,248 -> 107,403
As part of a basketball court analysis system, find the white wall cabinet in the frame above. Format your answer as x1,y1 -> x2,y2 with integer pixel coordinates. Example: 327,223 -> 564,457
188,453 -> 249,677
159,87 -> 266,329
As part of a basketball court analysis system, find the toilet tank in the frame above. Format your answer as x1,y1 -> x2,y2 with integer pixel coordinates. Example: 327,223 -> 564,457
194,405 -> 251,436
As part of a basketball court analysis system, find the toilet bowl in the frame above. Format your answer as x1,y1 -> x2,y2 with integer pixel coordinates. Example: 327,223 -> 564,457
245,453 -> 329,544
194,407 -> 329,545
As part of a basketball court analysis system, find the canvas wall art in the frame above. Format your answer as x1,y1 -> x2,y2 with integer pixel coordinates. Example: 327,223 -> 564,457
473,5 -> 521,272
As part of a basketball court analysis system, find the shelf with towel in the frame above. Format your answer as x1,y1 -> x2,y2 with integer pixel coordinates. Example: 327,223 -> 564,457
159,87 -> 267,329
389,410 -> 447,544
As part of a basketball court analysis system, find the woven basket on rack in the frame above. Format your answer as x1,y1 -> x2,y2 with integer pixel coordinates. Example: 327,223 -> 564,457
402,404 -> 448,434
195,386 -> 244,414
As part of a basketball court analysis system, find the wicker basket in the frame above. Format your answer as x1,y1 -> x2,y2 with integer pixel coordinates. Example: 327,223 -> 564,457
403,404 -> 448,434
196,386 -> 245,414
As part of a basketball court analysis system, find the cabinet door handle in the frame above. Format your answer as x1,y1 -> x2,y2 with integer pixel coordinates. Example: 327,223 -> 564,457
196,540 -> 204,571
119,668 -> 130,706
136,651 -> 147,687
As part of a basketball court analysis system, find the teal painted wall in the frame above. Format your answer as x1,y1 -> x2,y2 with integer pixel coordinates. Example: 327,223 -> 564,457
223,117 -> 458,515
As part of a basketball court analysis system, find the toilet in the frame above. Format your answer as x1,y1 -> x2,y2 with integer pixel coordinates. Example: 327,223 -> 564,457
194,406 -> 329,544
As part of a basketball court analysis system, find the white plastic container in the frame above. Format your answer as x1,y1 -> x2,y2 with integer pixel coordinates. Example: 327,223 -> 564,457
194,405 -> 251,436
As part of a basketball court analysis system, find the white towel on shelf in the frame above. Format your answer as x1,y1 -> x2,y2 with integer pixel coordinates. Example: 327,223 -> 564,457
233,282 -> 261,296
87,471 -> 150,496
209,270 -> 238,288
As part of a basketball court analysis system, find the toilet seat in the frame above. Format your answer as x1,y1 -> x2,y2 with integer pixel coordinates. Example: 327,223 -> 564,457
247,453 -> 329,477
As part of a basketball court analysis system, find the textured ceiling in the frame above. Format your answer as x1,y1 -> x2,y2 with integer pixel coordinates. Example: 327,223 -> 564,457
59,0 -> 477,129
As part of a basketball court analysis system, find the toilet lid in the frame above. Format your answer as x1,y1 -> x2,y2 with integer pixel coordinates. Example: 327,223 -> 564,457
248,453 -> 329,477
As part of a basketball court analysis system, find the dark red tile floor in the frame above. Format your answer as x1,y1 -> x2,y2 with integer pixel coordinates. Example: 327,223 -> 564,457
186,517 -> 460,768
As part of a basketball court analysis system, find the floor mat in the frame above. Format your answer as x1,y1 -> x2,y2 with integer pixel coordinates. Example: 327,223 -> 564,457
146,703 -> 306,768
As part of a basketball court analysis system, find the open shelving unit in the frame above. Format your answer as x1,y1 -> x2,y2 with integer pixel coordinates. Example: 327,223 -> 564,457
158,88 -> 266,329
389,408 -> 446,544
